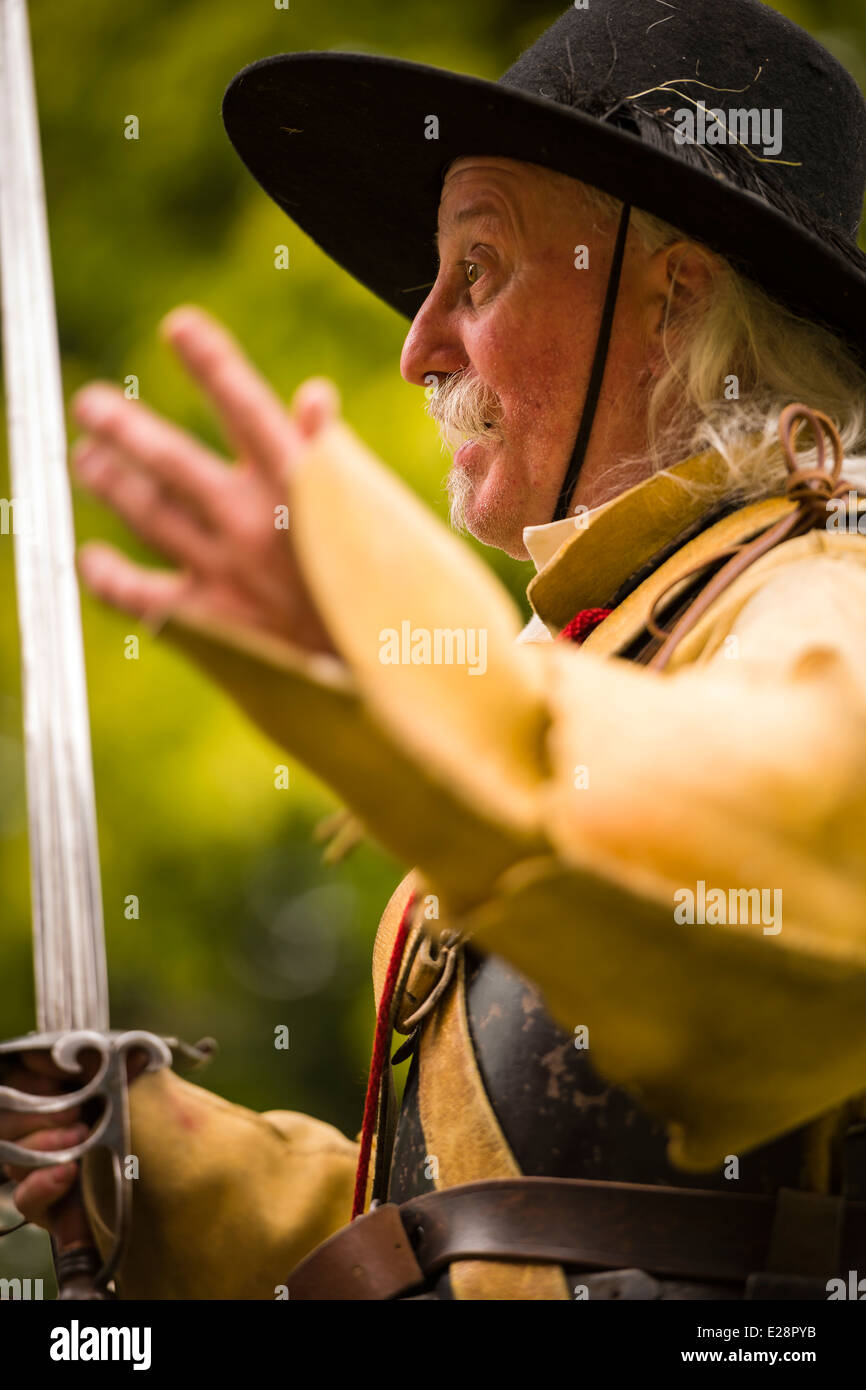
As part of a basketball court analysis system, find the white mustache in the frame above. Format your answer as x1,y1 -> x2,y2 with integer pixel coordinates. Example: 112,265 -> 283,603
425,370 -> 503,451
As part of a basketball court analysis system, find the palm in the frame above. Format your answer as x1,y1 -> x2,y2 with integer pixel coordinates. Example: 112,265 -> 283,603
72,305 -> 339,655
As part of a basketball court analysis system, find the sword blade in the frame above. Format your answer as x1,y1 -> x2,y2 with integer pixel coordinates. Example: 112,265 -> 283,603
0,0 -> 108,1031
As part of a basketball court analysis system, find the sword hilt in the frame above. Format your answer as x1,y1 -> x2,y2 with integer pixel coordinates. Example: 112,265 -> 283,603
51,1179 -> 113,1300
0,1028 -> 215,1297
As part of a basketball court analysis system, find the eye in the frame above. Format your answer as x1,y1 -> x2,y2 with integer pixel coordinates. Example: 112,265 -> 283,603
463,260 -> 484,287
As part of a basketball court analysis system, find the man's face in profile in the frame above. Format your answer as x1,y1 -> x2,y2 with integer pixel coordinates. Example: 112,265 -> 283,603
400,155 -> 656,558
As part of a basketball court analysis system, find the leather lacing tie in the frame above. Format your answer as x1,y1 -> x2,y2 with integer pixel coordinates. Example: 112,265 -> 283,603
397,931 -> 461,1035
643,403 -> 859,670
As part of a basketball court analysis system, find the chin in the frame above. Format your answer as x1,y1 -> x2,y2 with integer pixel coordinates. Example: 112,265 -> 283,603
449,468 -> 529,558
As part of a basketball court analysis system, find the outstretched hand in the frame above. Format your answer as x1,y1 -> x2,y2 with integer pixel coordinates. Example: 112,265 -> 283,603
72,305 -> 339,655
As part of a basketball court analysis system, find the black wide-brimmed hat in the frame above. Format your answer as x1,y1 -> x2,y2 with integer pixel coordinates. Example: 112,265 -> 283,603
223,0 -> 866,362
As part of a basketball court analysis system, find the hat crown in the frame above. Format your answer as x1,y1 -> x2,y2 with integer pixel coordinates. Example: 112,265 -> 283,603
221,4 -> 866,359
500,0 -> 866,240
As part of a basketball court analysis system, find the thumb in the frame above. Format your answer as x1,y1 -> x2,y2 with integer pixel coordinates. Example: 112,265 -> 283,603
290,377 -> 341,440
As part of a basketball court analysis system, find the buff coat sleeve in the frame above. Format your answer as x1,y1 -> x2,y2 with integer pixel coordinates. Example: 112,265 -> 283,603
82,1067 -> 358,1299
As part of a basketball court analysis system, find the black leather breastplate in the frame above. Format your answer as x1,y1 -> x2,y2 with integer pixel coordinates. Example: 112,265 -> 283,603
389,946 -> 817,1205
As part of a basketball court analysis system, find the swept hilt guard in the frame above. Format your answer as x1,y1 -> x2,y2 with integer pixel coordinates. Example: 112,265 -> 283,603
0,1028 -> 215,1294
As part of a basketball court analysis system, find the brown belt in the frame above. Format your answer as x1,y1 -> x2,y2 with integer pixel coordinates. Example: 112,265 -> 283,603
286,1177 -> 866,1300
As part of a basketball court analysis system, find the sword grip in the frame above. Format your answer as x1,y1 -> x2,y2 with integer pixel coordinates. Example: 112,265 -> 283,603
50,1175 -> 111,1300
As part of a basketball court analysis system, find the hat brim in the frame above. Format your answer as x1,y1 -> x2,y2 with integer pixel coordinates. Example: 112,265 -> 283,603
223,51 -> 866,359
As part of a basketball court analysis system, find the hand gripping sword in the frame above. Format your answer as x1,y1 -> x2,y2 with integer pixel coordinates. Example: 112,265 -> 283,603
0,0 -> 213,1298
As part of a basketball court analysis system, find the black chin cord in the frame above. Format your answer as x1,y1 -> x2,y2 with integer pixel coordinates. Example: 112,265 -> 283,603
551,201 -> 632,522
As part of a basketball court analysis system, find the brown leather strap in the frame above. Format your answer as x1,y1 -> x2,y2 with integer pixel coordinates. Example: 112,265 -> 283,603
765,1188 -> 844,1276
288,1203 -> 426,1301
400,1180 -> 791,1285
648,404 -> 861,671
287,1177 -> 866,1300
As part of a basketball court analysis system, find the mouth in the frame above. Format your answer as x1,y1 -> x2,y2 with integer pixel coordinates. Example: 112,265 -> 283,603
454,433 -> 497,466
442,417 -> 501,459
458,421 -> 495,444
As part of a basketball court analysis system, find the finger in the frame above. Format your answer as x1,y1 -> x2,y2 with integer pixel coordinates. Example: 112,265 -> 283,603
160,305 -> 302,484
11,1163 -> 79,1227
0,1101 -> 82,1143
73,438 -> 218,572
14,1044 -> 102,1082
3,1125 -> 90,1184
0,1110 -> 81,1142
70,381 -> 228,520
16,1049 -> 77,1078
0,1057 -> 84,1139
78,540 -> 191,621
290,377 -> 341,439
124,1047 -> 152,1084
0,1062 -> 69,1093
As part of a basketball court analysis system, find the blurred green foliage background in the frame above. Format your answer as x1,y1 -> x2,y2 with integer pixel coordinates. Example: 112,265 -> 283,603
1,0 -> 864,1293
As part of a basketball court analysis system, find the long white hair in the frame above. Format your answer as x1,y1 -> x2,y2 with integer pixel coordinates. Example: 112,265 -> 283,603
582,182 -> 866,501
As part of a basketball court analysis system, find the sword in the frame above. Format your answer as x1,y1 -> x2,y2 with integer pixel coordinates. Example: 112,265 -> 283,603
0,0 -> 212,1298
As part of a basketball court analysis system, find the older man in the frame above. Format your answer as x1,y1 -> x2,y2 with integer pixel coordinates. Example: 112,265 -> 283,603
6,0 -> 866,1301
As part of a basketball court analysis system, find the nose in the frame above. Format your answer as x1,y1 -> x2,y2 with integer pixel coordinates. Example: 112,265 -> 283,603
399,278 -> 466,388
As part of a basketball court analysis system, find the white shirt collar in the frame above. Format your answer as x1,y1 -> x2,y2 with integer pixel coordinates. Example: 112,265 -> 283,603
518,506 -> 606,644
522,501 -> 610,575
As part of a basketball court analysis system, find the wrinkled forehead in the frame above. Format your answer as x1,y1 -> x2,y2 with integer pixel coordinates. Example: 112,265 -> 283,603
436,156 -> 574,240
444,154 -> 526,177
438,155 -> 584,216
441,154 -> 543,192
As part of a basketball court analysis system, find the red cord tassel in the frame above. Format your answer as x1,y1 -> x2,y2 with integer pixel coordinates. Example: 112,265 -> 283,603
557,606 -> 612,644
351,891 -> 417,1219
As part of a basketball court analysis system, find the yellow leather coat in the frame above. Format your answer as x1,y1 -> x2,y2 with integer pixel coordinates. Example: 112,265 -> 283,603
84,424 -> 866,1298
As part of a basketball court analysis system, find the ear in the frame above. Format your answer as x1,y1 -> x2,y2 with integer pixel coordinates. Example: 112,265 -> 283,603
642,240 -> 722,376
